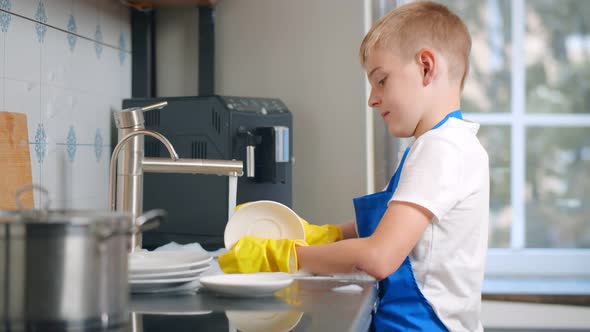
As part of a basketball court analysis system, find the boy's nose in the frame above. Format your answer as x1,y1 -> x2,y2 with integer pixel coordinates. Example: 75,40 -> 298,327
368,92 -> 381,108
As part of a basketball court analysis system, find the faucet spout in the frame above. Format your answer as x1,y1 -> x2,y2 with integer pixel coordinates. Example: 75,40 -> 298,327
109,129 -> 179,211
143,158 -> 244,177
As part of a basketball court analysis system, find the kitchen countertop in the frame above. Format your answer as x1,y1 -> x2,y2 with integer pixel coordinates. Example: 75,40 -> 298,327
129,277 -> 378,332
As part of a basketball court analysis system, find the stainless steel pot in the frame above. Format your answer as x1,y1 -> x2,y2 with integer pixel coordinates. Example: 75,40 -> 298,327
0,208 -> 165,331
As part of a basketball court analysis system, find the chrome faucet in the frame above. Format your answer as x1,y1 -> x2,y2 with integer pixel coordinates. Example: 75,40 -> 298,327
109,101 -> 243,250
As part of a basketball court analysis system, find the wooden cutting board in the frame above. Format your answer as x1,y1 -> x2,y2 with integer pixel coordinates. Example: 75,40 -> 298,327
0,112 -> 33,209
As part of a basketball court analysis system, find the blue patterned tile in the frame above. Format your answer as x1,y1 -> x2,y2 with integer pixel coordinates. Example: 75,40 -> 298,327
118,32 -> 126,65
67,14 -> 77,52
94,128 -> 103,162
0,0 -> 11,33
66,126 -> 76,162
94,24 -> 103,59
34,123 -> 47,163
34,1 -> 47,43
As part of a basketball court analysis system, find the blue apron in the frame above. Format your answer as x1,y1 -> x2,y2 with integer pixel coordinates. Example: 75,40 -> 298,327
353,110 -> 463,331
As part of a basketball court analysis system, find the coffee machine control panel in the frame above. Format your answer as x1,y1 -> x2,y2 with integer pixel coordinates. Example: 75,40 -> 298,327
221,96 -> 288,114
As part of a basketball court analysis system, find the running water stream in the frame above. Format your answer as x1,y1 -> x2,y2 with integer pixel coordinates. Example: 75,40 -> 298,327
227,175 -> 238,220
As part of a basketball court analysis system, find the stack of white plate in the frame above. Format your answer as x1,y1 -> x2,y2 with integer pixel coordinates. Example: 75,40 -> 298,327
128,250 -> 212,294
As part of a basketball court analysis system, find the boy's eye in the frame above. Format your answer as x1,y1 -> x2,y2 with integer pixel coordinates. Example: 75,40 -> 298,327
378,77 -> 386,87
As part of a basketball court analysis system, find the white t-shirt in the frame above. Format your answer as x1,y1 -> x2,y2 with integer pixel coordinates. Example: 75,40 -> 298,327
390,117 -> 489,332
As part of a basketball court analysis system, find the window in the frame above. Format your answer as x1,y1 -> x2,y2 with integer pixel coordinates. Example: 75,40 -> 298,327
374,0 -> 590,280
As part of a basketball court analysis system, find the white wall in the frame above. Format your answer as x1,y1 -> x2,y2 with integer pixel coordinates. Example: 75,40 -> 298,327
215,0 -> 367,224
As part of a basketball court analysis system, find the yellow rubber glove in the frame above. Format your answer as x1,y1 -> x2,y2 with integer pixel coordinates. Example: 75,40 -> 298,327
234,202 -> 343,246
219,235 -> 308,273
299,218 -> 343,245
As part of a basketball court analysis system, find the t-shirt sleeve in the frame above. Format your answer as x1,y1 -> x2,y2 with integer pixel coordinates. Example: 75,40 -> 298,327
390,137 -> 463,222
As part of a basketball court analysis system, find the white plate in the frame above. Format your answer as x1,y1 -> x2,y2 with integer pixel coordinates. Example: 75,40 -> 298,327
224,200 -> 305,249
130,279 -> 202,294
199,273 -> 294,297
130,274 -> 201,285
130,264 -> 210,280
129,250 -> 212,273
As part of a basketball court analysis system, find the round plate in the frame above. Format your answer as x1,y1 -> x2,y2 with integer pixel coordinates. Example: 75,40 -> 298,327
129,250 -> 212,273
130,264 -> 210,280
224,200 -> 305,250
199,273 -> 294,297
129,274 -> 201,285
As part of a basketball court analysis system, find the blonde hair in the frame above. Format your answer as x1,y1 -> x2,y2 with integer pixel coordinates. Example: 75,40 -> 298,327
360,1 -> 471,90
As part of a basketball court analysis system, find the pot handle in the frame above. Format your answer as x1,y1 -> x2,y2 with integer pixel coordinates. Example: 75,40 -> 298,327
15,184 -> 51,212
134,209 -> 167,234
94,209 -> 167,243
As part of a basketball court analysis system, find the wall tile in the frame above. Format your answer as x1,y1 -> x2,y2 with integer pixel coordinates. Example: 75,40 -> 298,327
0,78 -> 4,112
89,42 -> 108,97
120,51 -> 131,98
0,23 -> 3,54
101,1 -> 118,47
95,143 -> 110,209
41,143 -> 71,207
91,96 -> 113,202
9,0 -> 36,20
72,145 -> 101,208
33,1 -> 48,43
0,3 -> 11,33
42,84 -> 76,145
43,0 -> 71,33
94,127 -> 105,163
41,24 -> 69,88
73,90 -> 96,145
73,0 -> 98,42
70,35 -> 95,93
94,24 -> 104,59
102,1 -> 128,49
29,142 -> 42,207
65,125 -> 76,162
118,10 -> 131,53
99,45 -> 121,98
0,31 -> 4,107
4,15 -> 41,83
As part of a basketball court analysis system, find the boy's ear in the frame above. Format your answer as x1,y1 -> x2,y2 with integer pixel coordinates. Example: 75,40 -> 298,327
416,48 -> 436,86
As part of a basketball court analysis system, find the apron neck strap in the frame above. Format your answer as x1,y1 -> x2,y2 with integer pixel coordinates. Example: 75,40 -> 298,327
432,110 -> 462,130
385,147 -> 411,192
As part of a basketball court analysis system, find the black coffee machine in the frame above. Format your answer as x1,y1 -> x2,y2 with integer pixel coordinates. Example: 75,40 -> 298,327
122,96 -> 292,250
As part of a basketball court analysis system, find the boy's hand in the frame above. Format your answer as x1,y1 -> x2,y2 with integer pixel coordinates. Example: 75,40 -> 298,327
300,218 -> 343,245
219,236 -> 308,274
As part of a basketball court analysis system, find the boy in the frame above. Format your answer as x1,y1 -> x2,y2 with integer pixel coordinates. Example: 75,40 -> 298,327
220,2 -> 489,331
